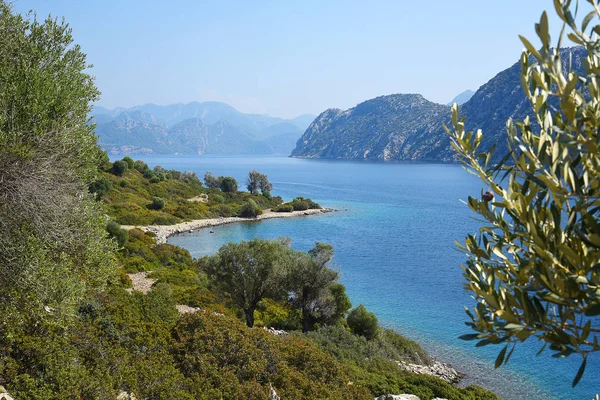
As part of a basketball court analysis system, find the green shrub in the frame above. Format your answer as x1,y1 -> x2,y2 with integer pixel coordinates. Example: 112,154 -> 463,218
239,200 -> 262,218
255,299 -> 302,330
347,304 -> 378,340
273,203 -> 294,212
106,221 -> 128,247
211,194 -> 225,204
112,160 -> 129,176
149,197 -> 166,210
89,175 -> 112,198
292,199 -> 309,211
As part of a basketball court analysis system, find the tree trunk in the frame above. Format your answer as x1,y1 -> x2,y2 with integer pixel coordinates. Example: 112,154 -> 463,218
244,307 -> 255,327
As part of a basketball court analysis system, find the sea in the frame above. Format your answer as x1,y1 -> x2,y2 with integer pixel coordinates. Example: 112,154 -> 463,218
123,154 -> 599,400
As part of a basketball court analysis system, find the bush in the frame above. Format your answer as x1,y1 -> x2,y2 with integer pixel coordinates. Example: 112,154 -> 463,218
112,160 -> 129,176
239,200 -> 262,218
292,200 -> 309,211
211,194 -> 225,204
149,197 -> 166,210
89,175 -> 112,198
106,221 -> 129,247
273,203 -> 294,213
347,304 -> 379,340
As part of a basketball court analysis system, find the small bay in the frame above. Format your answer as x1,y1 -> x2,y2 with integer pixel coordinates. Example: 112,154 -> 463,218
131,154 -> 599,400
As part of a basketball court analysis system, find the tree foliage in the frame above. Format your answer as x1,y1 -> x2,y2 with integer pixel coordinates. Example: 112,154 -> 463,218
446,0 -> 600,386
347,304 -> 379,340
0,2 -> 115,328
287,242 -> 342,332
219,176 -> 238,193
205,238 -> 290,327
247,169 -> 273,195
204,171 -> 220,188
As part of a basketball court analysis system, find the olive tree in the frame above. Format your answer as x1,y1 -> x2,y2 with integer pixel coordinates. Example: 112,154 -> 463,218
247,170 -> 273,196
204,171 -> 220,188
219,176 -> 238,193
445,0 -> 600,386
286,242 -> 341,332
0,3 -> 116,329
205,238 -> 290,327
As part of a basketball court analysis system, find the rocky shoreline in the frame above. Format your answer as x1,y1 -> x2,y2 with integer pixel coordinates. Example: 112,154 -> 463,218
121,207 -> 335,244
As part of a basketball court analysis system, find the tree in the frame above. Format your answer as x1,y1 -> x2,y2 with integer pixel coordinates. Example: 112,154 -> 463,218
246,170 -> 261,194
247,170 -> 273,196
122,156 -> 135,169
347,305 -> 378,340
0,2 -> 115,328
205,238 -> 290,327
258,173 -> 273,196
219,176 -> 238,193
446,0 -> 600,386
286,242 -> 340,332
204,172 -> 220,188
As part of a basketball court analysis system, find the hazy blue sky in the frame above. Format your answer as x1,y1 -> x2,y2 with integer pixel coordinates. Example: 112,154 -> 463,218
13,0 -> 564,118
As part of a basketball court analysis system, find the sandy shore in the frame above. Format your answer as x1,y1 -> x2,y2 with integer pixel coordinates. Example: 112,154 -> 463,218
121,207 -> 335,244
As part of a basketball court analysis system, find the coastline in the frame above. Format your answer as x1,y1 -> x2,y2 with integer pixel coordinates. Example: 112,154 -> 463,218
121,207 -> 335,244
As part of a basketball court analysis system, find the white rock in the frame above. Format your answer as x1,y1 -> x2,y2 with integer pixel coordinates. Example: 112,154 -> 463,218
374,395 -> 420,400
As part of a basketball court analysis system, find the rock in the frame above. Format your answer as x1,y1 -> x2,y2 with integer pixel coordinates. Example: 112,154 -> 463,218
374,395 -> 420,400
117,391 -> 137,400
263,327 -> 287,336
396,360 -> 462,384
269,384 -> 280,400
0,386 -> 15,400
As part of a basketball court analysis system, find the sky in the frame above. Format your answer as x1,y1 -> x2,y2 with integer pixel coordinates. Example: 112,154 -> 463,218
12,0 -> 565,118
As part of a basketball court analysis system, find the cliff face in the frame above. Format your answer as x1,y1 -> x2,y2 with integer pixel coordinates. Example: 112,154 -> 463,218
291,94 -> 451,161
292,47 -> 586,162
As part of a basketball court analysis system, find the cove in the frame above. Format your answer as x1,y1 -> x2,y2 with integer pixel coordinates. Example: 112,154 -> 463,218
130,154 -> 599,400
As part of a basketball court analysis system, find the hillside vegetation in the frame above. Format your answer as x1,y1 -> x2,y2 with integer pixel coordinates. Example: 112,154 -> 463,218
92,157 -> 285,225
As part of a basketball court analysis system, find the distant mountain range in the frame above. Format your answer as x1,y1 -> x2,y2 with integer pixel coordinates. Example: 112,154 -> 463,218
292,47 -> 585,162
92,102 -> 315,155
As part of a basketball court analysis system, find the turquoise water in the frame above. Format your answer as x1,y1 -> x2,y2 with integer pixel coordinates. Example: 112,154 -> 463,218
130,155 -> 598,399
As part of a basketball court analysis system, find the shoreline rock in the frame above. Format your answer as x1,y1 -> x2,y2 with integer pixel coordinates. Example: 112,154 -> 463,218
396,360 -> 463,384
121,207 -> 335,244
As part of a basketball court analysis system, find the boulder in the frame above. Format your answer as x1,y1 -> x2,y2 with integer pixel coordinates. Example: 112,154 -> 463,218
375,395 -> 420,400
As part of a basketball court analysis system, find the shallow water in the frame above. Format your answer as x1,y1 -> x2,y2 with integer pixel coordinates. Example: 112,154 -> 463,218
126,154 -> 599,399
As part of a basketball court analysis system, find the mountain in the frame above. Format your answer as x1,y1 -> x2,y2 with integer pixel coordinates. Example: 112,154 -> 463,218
292,47 -> 585,162
291,94 -> 450,160
93,101 -> 316,155
446,90 -> 475,106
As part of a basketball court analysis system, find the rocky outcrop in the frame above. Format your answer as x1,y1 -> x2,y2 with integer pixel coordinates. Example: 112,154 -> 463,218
396,360 -> 462,384
263,327 -> 287,336
291,94 -> 451,161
